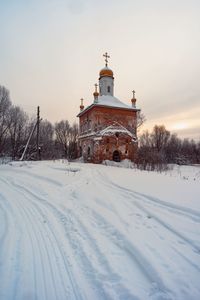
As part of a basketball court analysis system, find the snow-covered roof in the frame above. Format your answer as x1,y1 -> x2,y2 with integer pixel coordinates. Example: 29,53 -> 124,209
96,95 -> 132,109
77,95 -> 139,117
78,122 -> 137,141
99,123 -> 137,140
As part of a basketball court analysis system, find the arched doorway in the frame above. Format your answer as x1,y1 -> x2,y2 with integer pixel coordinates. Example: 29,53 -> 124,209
87,146 -> 91,156
113,150 -> 121,162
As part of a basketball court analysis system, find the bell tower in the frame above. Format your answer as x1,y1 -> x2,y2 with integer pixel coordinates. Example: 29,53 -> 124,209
99,52 -> 114,96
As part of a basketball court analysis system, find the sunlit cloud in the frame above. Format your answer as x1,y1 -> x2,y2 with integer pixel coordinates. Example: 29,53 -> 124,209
0,0 -> 199,141
171,122 -> 188,131
142,106 -> 200,140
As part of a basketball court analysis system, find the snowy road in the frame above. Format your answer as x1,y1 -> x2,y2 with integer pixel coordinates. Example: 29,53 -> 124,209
0,161 -> 200,300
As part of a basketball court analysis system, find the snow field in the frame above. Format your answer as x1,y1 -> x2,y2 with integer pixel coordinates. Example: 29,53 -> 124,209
0,161 -> 200,300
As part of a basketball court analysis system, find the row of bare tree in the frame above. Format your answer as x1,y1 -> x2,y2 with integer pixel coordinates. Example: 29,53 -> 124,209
0,86 -> 78,160
1,85 -> 199,165
136,125 -> 200,170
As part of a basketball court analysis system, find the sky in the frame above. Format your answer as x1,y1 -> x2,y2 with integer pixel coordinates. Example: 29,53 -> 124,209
0,0 -> 200,140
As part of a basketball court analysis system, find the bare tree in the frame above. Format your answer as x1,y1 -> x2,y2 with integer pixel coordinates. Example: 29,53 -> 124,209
132,111 -> 146,135
139,130 -> 152,148
7,106 -> 28,159
136,111 -> 146,131
39,120 -> 54,159
165,133 -> 182,163
0,86 -> 11,155
151,125 -> 170,152
68,123 -> 79,159
137,125 -> 171,171
55,120 -> 71,158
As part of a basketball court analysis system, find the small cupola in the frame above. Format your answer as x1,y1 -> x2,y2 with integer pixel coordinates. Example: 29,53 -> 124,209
131,90 -> 137,108
93,83 -> 99,103
80,98 -> 84,111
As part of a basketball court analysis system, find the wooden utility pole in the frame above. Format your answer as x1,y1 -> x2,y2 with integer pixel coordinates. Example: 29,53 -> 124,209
20,121 -> 37,161
36,106 -> 40,160
20,106 -> 41,161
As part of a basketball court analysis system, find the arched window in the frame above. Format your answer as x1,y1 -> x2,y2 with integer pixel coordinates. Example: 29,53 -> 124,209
107,86 -> 111,93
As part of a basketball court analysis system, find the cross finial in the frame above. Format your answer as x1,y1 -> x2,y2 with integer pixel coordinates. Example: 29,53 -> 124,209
132,90 -> 136,99
103,52 -> 110,67
94,83 -> 98,93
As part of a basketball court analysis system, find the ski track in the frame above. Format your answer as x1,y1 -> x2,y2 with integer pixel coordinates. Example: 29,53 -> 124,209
92,171 -> 200,287
95,170 -> 200,248
12,176 -> 172,299
8,178 -> 135,300
0,189 -> 22,300
0,163 -> 200,300
0,199 -> 8,246
95,170 -> 200,261
0,177 -> 84,300
0,177 -> 44,300
96,169 -> 200,221
91,192 -> 200,275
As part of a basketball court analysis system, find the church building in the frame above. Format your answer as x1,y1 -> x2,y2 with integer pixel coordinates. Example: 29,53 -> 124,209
77,53 -> 140,163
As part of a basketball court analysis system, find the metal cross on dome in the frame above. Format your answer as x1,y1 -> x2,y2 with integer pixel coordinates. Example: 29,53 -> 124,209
103,52 -> 110,67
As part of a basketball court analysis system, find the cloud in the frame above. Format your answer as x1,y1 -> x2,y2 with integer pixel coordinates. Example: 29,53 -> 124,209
142,105 -> 200,140
68,0 -> 85,14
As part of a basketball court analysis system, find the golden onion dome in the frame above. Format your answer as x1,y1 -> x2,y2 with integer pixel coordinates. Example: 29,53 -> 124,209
99,67 -> 114,78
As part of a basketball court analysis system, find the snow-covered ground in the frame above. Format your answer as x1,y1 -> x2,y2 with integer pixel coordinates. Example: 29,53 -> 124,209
0,161 -> 200,300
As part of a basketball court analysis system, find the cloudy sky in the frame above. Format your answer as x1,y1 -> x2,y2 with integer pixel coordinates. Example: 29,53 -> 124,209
0,0 -> 200,139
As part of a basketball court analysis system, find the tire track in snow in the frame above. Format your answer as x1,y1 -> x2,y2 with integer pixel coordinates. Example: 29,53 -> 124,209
8,177 -> 107,300
0,177 -> 45,300
20,203 -> 59,300
2,163 -> 199,299
96,170 -> 200,252
88,170 -> 200,298
0,200 -> 8,245
25,199 -> 84,300
171,246 -> 200,272
15,184 -> 113,299
10,175 -> 142,300
131,200 -> 200,253
95,170 -> 200,273
87,206 -> 173,299
0,183 -> 23,300
97,169 -> 200,222
1,167 -> 63,187
3,176 -> 81,300
61,206 -> 139,300
64,188 -> 173,300
1,176 -> 74,300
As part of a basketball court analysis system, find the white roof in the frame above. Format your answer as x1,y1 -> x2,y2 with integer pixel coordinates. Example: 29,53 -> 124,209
99,123 -> 136,139
95,95 -> 133,109
77,94 -> 139,117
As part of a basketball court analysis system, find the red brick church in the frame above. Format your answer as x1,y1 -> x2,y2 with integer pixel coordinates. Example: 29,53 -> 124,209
77,53 -> 140,163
